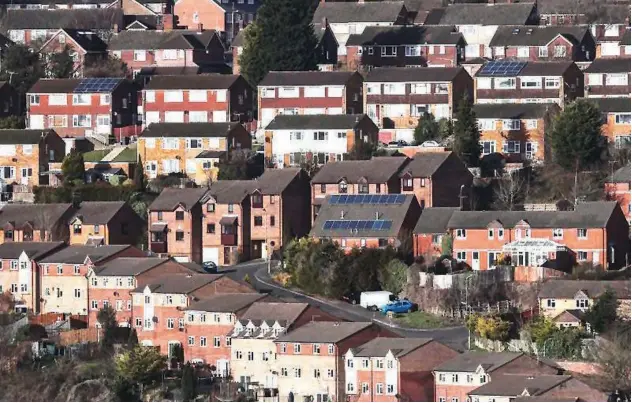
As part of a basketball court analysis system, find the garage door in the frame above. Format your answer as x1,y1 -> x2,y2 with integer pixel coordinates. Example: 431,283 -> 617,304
203,247 -> 219,265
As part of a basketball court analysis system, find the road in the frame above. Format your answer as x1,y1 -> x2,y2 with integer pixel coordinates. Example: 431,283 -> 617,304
222,260 -> 469,351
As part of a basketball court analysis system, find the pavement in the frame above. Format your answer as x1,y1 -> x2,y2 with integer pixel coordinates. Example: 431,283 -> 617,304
221,260 -> 469,351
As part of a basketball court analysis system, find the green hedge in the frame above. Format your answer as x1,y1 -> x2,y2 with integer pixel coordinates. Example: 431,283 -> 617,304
34,183 -> 139,204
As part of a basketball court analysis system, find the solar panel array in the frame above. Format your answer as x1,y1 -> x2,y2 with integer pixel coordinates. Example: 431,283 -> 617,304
73,78 -> 121,93
323,220 -> 393,231
478,61 -> 527,77
329,194 -> 406,205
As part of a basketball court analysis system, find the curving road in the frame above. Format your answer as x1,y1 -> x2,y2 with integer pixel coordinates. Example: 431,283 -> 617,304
222,261 -> 469,351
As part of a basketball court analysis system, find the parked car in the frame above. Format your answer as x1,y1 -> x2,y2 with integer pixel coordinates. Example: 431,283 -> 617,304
341,291 -> 361,305
202,261 -> 218,273
387,140 -> 408,148
360,291 -> 396,311
381,299 -> 417,314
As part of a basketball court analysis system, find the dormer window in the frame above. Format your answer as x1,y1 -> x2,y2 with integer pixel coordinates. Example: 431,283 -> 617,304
252,193 -> 263,208
402,177 -> 413,191
358,183 -> 369,194
338,181 -> 348,193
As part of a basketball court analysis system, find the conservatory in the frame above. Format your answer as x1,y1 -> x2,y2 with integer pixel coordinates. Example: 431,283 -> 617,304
502,239 -> 568,267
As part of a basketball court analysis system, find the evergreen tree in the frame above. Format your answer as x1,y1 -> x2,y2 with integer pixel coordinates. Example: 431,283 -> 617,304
127,328 -> 139,348
181,363 -> 197,401
134,156 -> 146,191
0,44 -> 44,95
239,0 -> 318,85
549,99 -> 607,171
584,287 -> 619,333
61,149 -> 86,183
0,116 -> 25,129
97,305 -> 118,348
452,96 -> 481,167
47,46 -> 75,78
414,112 -> 440,145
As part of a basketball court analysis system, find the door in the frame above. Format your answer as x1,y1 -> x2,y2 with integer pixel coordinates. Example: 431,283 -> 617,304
203,247 -> 219,265
20,168 -> 32,185
252,240 -> 263,259
592,251 -> 600,265
472,251 -> 480,271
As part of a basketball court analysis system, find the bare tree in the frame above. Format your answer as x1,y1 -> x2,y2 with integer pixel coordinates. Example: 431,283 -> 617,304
589,324 -> 631,397
493,172 -> 525,211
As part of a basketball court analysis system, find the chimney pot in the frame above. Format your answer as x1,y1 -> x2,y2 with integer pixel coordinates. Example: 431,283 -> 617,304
197,23 -> 203,32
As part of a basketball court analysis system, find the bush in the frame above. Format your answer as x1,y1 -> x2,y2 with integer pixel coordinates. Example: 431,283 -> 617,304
474,314 -> 511,341
34,183 -> 140,203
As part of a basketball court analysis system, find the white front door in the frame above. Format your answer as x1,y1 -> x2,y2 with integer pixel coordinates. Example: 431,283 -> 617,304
20,168 -> 31,185
593,251 -> 600,265
472,251 -> 480,271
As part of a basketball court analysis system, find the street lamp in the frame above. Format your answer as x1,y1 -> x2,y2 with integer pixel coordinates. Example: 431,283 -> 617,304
464,274 -> 474,350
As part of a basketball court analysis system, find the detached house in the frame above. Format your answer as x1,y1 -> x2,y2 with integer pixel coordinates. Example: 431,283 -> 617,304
364,67 -> 472,143
591,97 -> 631,149
39,29 -> 108,78
584,58 -> 631,98
68,201 -> 145,246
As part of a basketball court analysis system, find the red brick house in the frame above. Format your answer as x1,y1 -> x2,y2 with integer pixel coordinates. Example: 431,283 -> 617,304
412,207 -> 458,260
68,201 -> 145,246
585,58 -> 631,98
344,338 -> 458,402
26,78 -> 139,145
605,164 -> 631,222
39,29 -> 108,78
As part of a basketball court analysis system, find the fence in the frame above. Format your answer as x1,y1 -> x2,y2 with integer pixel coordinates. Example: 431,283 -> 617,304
420,266 -> 514,289
55,328 -> 102,345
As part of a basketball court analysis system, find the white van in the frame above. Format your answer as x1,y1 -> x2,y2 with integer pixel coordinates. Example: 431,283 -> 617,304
360,291 -> 396,311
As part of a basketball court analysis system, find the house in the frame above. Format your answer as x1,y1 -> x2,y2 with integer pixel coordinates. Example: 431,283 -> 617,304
147,187 -> 210,262
412,207 -> 458,260
173,0 -> 261,43
538,279 -> 631,320
39,29 -> 108,78
0,129 -> 65,188
364,67 -> 473,143
345,25 -> 466,71
311,157 -> 410,219
0,242 -> 66,313
119,0 -> 168,16
614,28 -> 631,58
27,77 -> 139,145
584,58 -> 631,98
274,321 -> 396,402
344,337 -> 458,402
38,244 -> 144,315
591,97 -> 631,149
137,122 -> 252,184
0,203 -> 73,243
263,114 -> 379,169
473,103 -> 561,163
423,3 -> 538,59
68,201 -> 145,246
107,29 -> 226,76
474,60 -> 584,106
399,151 -> 473,209
4,8 -> 123,46
142,74 -> 254,127
183,293 -> 268,374
489,25 -> 595,62
310,193 -> 421,251
605,164 -> 631,222
311,1 -> 410,62
87,257 -> 196,327
130,272 -> 254,353
5,0 -> 116,9
230,301 -> 342,394
433,351 -> 561,403
589,6 -> 630,59
257,71 -> 364,131
467,374 -> 607,402
0,82 -> 22,118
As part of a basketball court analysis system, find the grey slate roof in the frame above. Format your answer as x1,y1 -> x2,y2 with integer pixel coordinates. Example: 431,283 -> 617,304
350,337 -> 433,358
133,273 -> 223,294
589,97 -> 631,114
585,58 -> 631,74
310,194 -> 417,238
312,1 -> 406,24
365,67 -> 464,83
259,71 -> 359,87
208,180 -> 254,204
489,25 -> 589,47
0,241 -> 65,260
61,29 -> 108,52
446,201 -> 618,229
4,8 -> 123,30
472,103 -> 557,119
140,122 -> 242,138
0,129 -> 56,144
427,3 -> 535,25
184,293 -> 266,312
265,114 -> 372,130
94,257 -> 170,276
107,30 -> 219,51
29,78 -> 123,93
72,201 -> 127,224
311,157 -> 409,184
399,151 -> 453,177
434,351 -> 524,372
149,188 -> 209,211
537,0 -> 629,23
144,75 -> 240,90
538,279 -> 631,299
346,25 -> 464,46
276,321 -> 373,343
610,165 -> 631,183
469,374 -> 572,397
39,244 -> 133,264
0,203 -> 72,229
240,302 -> 309,325
253,168 -> 304,194
414,207 -> 458,234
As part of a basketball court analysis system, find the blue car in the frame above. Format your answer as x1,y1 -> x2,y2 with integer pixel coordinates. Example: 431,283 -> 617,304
381,299 -> 417,314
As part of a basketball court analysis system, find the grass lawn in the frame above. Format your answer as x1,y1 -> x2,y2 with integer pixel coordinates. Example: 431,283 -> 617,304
391,311 -> 460,329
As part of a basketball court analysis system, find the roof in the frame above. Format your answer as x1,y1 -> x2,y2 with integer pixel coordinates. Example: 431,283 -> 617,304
446,201 -> 618,229
184,293 -> 266,312
71,201 -> 127,224
110,146 -> 137,163
196,150 -> 226,159
144,74 -> 240,90
0,241 -> 65,260
427,3 -> 535,25
0,203 -> 72,229
208,180 -> 254,204
107,30 -> 219,50
473,103 -> 557,119
231,27 -> 247,48
133,273 -> 223,294
610,165 -> 631,183
259,71 -> 359,87
350,337 -> 433,358
82,149 -> 110,162
4,8 -> 123,30
56,29 -> 108,52
553,309 -> 584,323
140,122 -> 242,138
39,244 -> 133,264
29,78 -> 124,94
469,374 -> 572,397
538,280 -> 631,300
589,97 -> 631,114
276,321 -> 373,343
311,157 -> 409,184
346,25 -> 463,46
475,61 -> 573,77
149,188 -> 209,211
365,67 -> 464,83
265,114 -> 371,130
253,168 -> 303,194
585,58 -> 631,74
399,151 -> 456,177
537,0 -> 629,23
240,302 -> 309,326
94,257 -> 170,276
312,1 -> 406,24
414,207 -> 458,234
434,351 -> 524,372
0,129 -> 56,144
489,25 -> 589,47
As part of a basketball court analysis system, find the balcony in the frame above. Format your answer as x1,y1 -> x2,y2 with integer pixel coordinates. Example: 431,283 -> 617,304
150,241 -> 167,254
221,233 -> 237,246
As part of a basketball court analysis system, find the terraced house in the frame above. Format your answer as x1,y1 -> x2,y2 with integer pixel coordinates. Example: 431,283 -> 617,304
591,97 -> 631,149
0,203 -> 73,243
67,201 -> 144,246
584,58 -> 631,98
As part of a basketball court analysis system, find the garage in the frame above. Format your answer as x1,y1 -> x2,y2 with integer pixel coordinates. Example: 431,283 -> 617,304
203,247 -> 219,265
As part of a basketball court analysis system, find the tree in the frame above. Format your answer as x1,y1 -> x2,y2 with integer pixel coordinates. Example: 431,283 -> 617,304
493,172 -> 525,211
549,99 -> 607,171
452,96 -> 481,167
0,44 -> 44,95
133,156 -> 146,192
170,343 -> 184,369
413,112 -> 440,145
116,346 -> 167,393
591,322 -> 631,397
584,287 -> 619,333
346,141 -> 376,161
84,55 -> 128,78
61,149 -> 86,183
47,46 -> 75,78
127,328 -> 139,348
238,0 -> 318,85
475,315 -> 510,341
181,363 -> 197,401
0,116 -> 25,129
526,316 -> 557,345
97,305 -> 118,348
441,233 -> 453,256
379,259 -> 408,295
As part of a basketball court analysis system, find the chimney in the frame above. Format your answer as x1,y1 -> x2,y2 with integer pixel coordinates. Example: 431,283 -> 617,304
321,17 -> 328,28
197,23 -> 203,32
162,14 -> 174,31
340,211 -> 345,219
375,211 -> 379,220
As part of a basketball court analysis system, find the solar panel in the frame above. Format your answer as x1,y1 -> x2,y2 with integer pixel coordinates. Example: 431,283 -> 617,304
329,194 -> 407,205
73,77 -> 122,93
322,220 -> 394,231
330,195 -> 340,204
478,60 -> 527,77
323,221 -> 333,230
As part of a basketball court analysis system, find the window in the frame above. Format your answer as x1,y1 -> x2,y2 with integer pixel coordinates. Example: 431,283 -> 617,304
383,83 -> 405,95
375,359 -> 384,369
520,77 -> 541,89
517,47 -> 529,58
347,383 -> 355,393
328,344 -> 334,354
313,369 -> 320,378
494,77 -> 516,89
313,131 -> 327,141
200,336 -> 207,347
133,50 -> 146,61
452,374 -> 459,383
435,84 -> 448,94
376,384 -> 384,395
456,229 -> 466,239
247,351 -> 254,361
358,183 -> 369,194
538,46 -> 548,57
605,73 -> 629,86
614,113 -> 631,124
477,119 -> 495,131
553,46 -> 566,57
72,94 -> 91,105
135,318 -> 142,327
338,181 -> 348,193
503,140 -> 521,154
254,216 -> 263,226
72,115 -> 91,127
604,24 -> 619,37
587,73 -> 602,86
175,211 -> 184,221
546,299 -> 556,308
576,298 -> 589,308
577,228 -> 587,239
29,95 -> 40,105
502,120 -> 520,131
402,177 -> 413,191
577,251 -> 588,261
615,135 -> 631,149
164,91 -> 184,103
405,45 -> 422,56
73,288 -> 81,299
432,234 -> 442,244
278,87 -> 299,98
381,45 -> 397,57
293,343 -> 301,353
188,336 -> 195,346
207,223 -> 215,234
304,86 -> 325,97
456,251 -> 466,261
477,78 -> 492,89
480,140 -> 496,155
361,383 -> 369,394
228,204 -> 234,213
488,228 -> 494,240
347,359 -> 353,368
526,119 -> 538,130
293,368 -> 301,378
175,231 -> 184,241
545,78 -> 560,88
235,351 -> 243,359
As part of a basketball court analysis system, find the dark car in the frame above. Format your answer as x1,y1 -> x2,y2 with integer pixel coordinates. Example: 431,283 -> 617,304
341,291 -> 361,305
202,261 -> 218,273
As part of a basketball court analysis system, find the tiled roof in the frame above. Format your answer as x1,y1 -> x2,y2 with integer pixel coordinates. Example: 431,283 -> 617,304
426,3 -> 535,25
133,273 -> 223,294
144,74 -> 241,90
537,0 -> 629,23
312,1 -> 406,23
414,207 -> 459,234
0,129 -> 57,144
148,188 -> 209,211
399,151 -> 459,177
311,157 -> 409,184
39,244 -> 134,264
489,25 -> 589,47
469,374 -> 572,397
140,122 -> 243,138
350,337 -> 433,358
265,114 -> 373,130
240,302 -> 309,325
107,30 -> 219,50
276,321 -> 374,343
610,164 -> 631,183
584,58 -> 631,74
4,8 -> 123,30
472,103 -> 558,119
346,25 -> 463,46
184,293 -> 266,312
28,78 -> 124,94
208,180 -> 254,204
0,241 -> 65,260
259,71 -> 360,86
0,203 -> 72,229
56,29 -> 108,52
253,168 -> 304,194
71,201 -> 128,224
365,67 -> 464,83
94,257 -> 170,276
552,309 -> 584,323
538,279 -> 630,299
434,351 -> 524,372
589,97 -> 631,114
